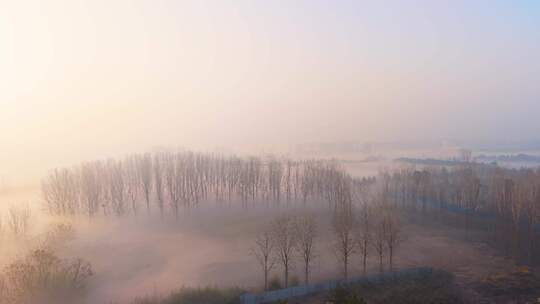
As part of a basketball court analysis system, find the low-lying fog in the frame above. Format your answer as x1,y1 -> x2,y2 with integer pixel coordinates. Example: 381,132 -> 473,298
1,151 -> 534,303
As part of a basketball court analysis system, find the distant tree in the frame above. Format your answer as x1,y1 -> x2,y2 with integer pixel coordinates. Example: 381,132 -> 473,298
526,175 -> 540,264
123,155 -> 140,215
79,162 -> 103,218
41,168 -> 79,216
7,205 -> 31,237
164,153 -> 182,219
108,160 -> 126,216
459,148 -> 472,163
137,153 -> 153,215
153,154 -> 165,218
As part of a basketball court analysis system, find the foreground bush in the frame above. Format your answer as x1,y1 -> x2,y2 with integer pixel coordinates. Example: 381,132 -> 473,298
327,285 -> 367,304
0,249 -> 93,304
345,270 -> 463,304
268,276 -> 282,291
131,287 -> 244,304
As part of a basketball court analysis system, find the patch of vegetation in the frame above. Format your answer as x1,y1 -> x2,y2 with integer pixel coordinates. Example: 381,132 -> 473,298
0,248 -> 93,304
476,266 -> 540,299
326,285 -> 367,304
131,287 -> 245,304
268,276 -> 283,291
289,276 -> 300,288
331,270 -> 463,304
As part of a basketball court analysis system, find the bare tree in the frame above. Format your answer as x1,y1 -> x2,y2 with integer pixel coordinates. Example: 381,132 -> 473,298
383,208 -> 402,271
7,204 -> 31,237
164,153 -> 182,219
252,231 -> 276,290
123,155 -> 140,215
372,211 -> 386,273
294,214 -> 317,284
153,154 -> 165,218
271,216 -> 296,288
356,203 -> 371,274
332,205 -> 356,279
79,162 -> 103,218
526,176 -> 540,264
41,168 -> 79,216
509,178 -> 525,257
137,153 -> 153,215
108,160 -> 126,216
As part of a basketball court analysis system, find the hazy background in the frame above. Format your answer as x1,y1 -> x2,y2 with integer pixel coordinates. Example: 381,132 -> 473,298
1,0 -> 539,183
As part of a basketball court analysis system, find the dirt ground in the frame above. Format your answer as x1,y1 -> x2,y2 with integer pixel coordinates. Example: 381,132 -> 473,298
295,213 -> 523,304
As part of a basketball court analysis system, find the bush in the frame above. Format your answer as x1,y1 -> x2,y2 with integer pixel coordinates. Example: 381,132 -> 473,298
7,205 -> 31,237
268,276 -> 282,291
42,222 -> 76,250
344,270 -> 463,304
327,285 -> 367,304
0,248 -> 93,304
289,276 -> 300,287
131,287 -> 244,304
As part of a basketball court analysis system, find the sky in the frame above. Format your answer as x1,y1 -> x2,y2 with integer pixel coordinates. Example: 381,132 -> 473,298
0,0 -> 539,182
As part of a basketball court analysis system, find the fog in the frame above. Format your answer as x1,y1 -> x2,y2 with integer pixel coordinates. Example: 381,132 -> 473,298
1,0 -> 540,185
1,1 -> 540,303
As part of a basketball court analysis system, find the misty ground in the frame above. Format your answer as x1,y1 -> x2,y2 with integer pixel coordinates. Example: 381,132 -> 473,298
47,205 -> 516,303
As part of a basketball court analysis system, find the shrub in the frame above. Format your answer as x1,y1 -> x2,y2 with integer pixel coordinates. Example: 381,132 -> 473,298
41,222 -> 76,250
327,285 -> 367,304
0,248 -> 93,304
7,205 -> 31,237
289,276 -> 300,287
131,287 -> 244,304
344,270 -> 462,304
268,276 -> 282,291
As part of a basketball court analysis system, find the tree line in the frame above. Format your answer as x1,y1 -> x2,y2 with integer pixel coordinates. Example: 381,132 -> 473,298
252,191 -> 403,290
385,164 -> 540,265
41,151 -> 375,219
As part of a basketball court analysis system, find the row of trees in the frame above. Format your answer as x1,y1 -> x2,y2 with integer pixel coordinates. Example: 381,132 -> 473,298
385,164 -> 540,265
252,200 -> 403,290
42,152 -> 374,219
332,200 -> 402,280
252,215 -> 317,290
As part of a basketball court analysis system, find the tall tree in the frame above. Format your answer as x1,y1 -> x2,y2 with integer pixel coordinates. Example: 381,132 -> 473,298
294,215 -> 317,284
332,205 -> 356,279
252,231 -> 276,290
271,216 -> 296,287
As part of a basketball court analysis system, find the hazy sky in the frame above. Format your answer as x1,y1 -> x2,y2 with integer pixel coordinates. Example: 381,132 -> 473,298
1,1 -> 539,181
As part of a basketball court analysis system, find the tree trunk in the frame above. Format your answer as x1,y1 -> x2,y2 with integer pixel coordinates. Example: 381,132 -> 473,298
389,246 -> 393,271
284,264 -> 289,288
344,255 -> 348,280
362,248 -> 367,275
305,262 -> 309,285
